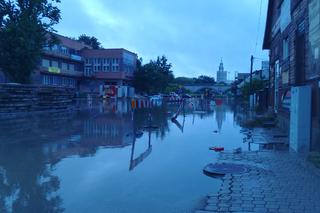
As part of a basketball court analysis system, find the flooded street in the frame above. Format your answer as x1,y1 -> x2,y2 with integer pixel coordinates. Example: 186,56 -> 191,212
0,100 -> 253,213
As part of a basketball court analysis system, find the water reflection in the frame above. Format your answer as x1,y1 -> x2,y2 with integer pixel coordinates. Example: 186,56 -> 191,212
0,99 -> 244,213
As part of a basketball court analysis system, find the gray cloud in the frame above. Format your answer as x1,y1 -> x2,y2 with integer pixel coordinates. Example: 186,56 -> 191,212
56,0 -> 268,79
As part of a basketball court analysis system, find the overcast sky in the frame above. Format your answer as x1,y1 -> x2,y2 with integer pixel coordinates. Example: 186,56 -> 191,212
55,0 -> 269,79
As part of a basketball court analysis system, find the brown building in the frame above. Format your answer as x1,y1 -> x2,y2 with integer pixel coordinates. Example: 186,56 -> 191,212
263,0 -> 320,151
0,34 -> 137,94
36,34 -> 91,89
81,48 -> 137,93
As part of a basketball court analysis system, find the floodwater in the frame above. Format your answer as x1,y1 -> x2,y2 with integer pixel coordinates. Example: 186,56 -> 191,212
0,99 -> 255,213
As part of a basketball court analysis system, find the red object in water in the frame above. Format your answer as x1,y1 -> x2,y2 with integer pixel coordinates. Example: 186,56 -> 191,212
209,147 -> 225,152
215,99 -> 223,106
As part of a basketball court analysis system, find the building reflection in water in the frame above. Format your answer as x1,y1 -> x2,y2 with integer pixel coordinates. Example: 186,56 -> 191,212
0,100 -> 170,212
215,105 -> 227,132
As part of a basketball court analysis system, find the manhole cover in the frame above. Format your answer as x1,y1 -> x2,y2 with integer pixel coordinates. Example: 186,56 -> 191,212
203,163 -> 247,177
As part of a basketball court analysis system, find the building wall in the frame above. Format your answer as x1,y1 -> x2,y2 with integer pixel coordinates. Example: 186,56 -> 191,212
267,0 -> 320,151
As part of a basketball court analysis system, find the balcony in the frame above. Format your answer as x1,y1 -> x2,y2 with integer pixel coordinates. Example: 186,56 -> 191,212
43,50 -> 82,62
41,67 -> 83,77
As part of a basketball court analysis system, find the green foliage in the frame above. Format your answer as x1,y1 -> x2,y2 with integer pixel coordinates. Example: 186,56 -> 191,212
78,34 -> 101,49
134,56 -> 174,94
174,75 -> 215,85
0,0 -> 61,83
241,79 -> 265,98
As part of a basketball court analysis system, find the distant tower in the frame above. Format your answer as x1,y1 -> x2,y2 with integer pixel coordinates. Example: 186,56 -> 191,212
217,59 -> 228,83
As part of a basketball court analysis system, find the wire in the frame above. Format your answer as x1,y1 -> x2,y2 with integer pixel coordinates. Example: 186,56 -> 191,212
254,0 -> 263,55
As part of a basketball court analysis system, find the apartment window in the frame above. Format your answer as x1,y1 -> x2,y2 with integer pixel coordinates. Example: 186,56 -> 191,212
42,59 -> 50,67
97,66 -> 101,71
283,38 -> 289,60
85,58 -> 90,64
115,58 -> 119,64
115,66 -> 120,71
94,66 -> 97,72
69,64 -> 75,71
61,47 -> 68,55
280,0 -> 291,32
62,63 -> 68,71
51,61 -> 59,68
106,66 -> 110,71
103,66 -> 106,72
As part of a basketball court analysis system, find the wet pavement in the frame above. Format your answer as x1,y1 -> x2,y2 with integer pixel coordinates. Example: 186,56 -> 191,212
197,128 -> 320,213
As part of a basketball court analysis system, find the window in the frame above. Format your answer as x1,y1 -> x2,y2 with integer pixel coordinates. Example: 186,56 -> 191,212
42,59 -> 50,67
280,0 -> 291,32
283,38 -> 289,60
62,63 -> 68,71
69,64 -> 75,71
103,66 -> 106,72
94,66 -> 97,72
61,46 -> 68,55
52,61 -> 59,68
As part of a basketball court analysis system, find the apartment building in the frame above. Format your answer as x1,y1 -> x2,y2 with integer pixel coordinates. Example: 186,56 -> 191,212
35,34 -> 91,89
0,33 -> 138,95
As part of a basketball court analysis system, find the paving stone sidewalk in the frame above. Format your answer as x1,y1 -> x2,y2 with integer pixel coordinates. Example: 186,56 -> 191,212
196,129 -> 320,213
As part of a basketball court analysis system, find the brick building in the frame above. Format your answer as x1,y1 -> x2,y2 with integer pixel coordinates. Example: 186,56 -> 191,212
81,48 -> 136,93
263,0 -> 320,150
37,34 -> 91,89
0,34 -> 137,95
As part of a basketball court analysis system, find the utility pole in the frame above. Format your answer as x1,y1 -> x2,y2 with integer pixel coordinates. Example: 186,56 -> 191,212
249,55 -> 254,95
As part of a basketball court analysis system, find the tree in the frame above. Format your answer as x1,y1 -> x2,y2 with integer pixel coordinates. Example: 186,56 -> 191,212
0,0 -> 61,83
241,79 -> 265,98
194,75 -> 215,84
134,56 -> 174,94
78,34 -> 101,49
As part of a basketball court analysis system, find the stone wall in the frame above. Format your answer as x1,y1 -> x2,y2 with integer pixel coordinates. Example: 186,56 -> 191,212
0,84 -> 76,115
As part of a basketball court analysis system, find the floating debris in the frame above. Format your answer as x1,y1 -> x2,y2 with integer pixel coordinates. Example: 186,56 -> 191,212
209,147 -> 225,152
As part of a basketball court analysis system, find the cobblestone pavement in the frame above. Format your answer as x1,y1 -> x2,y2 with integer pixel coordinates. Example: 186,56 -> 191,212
196,129 -> 320,213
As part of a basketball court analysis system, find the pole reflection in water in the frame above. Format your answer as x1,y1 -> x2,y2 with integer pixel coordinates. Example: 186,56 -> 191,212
129,129 -> 152,171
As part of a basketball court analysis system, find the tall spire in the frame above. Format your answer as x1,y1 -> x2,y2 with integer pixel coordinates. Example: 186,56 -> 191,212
219,58 -> 224,71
